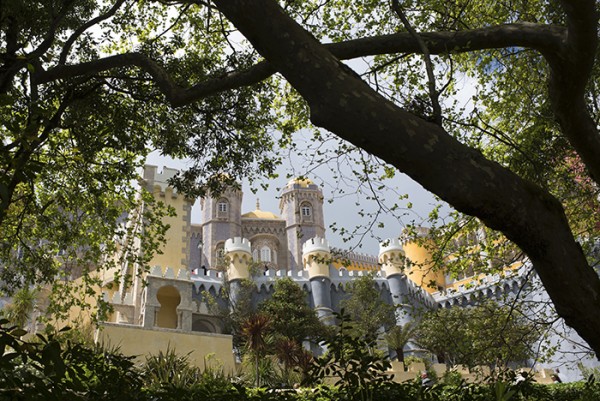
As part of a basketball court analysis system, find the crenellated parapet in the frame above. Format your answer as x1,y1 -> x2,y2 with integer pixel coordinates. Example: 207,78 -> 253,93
379,238 -> 406,278
302,237 -> 331,279
148,265 -> 191,281
403,276 -> 438,309
434,270 -> 527,309
399,226 -> 430,243
224,237 -> 251,254
103,290 -> 132,305
331,247 -> 380,271
143,165 -> 181,196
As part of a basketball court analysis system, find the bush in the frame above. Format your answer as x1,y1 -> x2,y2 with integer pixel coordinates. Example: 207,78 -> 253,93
0,320 -> 145,401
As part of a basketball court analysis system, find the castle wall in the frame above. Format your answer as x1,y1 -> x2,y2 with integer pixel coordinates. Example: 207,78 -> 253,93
189,225 -> 202,270
143,166 -> 194,273
98,323 -> 236,373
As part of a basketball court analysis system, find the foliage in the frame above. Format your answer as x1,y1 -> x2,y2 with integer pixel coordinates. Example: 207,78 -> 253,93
1,0 -> 600,357
140,347 -> 201,391
203,277 -> 257,351
259,277 -> 329,343
415,300 -> 540,369
578,363 -> 600,382
1,286 -> 37,329
205,278 -> 322,388
304,310 -> 393,401
0,315 -> 598,401
59,339 -> 145,400
339,274 -> 396,340
0,320 -> 145,400
385,323 -> 416,363
241,313 -> 273,387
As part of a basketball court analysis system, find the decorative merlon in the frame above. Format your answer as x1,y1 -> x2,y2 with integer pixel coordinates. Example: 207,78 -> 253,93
164,267 -> 175,279
110,291 -> 133,305
302,237 -> 330,255
144,165 -> 180,194
224,237 -> 251,254
123,292 -> 133,304
378,238 -> 404,259
399,226 -> 430,244
150,265 -> 162,276
177,268 -> 190,280
148,265 -> 191,281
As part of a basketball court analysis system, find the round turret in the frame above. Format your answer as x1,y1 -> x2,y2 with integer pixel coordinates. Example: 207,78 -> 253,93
378,238 -> 406,278
224,237 -> 252,281
401,227 -> 445,293
302,237 -> 331,279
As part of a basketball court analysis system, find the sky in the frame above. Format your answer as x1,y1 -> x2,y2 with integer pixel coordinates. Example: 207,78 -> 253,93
147,139 -> 443,257
145,54 -> 477,257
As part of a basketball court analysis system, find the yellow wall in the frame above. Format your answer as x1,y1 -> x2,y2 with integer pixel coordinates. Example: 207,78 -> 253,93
97,323 -> 236,372
444,261 -> 524,291
332,260 -> 379,271
403,240 -> 446,293
149,186 -> 192,273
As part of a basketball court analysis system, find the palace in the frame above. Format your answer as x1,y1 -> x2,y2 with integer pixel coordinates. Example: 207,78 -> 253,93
92,165 -> 597,382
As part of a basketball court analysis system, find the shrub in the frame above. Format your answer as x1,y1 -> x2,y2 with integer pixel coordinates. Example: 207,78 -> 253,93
0,320 -> 145,401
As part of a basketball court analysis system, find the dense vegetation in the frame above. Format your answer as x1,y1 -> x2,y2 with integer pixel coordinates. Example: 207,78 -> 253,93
0,319 -> 598,401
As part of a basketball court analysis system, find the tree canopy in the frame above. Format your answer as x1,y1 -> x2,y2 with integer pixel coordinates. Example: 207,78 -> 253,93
339,274 -> 396,340
258,277 -> 327,344
416,300 -> 539,369
1,0 -> 600,356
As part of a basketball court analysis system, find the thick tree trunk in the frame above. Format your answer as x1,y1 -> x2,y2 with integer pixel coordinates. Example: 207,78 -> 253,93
213,0 -> 600,357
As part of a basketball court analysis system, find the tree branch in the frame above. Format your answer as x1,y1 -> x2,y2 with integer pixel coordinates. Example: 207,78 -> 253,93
210,0 -> 600,357
546,0 -> 600,186
59,0 -> 128,64
391,0 -> 442,125
34,23 -> 566,107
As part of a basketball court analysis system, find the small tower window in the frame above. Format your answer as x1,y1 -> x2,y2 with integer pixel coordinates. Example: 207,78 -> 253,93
217,198 -> 229,218
215,243 -> 225,267
300,202 -> 312,222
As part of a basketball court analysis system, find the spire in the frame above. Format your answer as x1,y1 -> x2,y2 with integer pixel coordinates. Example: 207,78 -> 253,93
256,198 -> 260,210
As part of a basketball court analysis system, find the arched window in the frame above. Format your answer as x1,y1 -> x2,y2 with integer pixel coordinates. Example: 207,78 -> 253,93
156,285 -> 181,329
300,202 -> 312,222
215,243 -> 225,259
216,198 -> 229,218
214,243 -> 226,268
260,246 -> 271,263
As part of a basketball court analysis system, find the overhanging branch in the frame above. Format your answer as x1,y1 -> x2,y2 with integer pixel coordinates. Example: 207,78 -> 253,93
34,23 -> 566,107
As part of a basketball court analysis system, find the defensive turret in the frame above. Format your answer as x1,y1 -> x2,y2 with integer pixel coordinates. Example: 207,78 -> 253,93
224,237 -> 252,281
379,237 -> 417,359
224,237 -> 252,306
378,238 -> 406,278
379,238 -> 412,325
302,237 -> 334,325
401,227 -> 445,293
